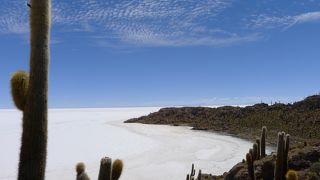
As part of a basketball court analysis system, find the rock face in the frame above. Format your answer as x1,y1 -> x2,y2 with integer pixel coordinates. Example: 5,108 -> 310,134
224,144 -> 320,180
125,95 -> 320,145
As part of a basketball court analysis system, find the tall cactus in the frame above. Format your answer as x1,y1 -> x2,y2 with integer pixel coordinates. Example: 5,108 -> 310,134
261,126 -> 267,158
283,134 -> 290,179
246,153 -> 255,180
256,139 -> 261,160
98,157 -> 113,180
11,0 -> 51,179
252,143 -> 258,161
275,132 -> 285,180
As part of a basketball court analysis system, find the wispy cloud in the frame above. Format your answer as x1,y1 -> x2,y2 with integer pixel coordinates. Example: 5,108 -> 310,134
294,11 -> 320,24
1,0 -> 319,47
249,11 -> 320,30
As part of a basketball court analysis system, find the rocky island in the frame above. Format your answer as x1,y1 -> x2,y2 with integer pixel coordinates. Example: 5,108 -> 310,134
125,95 -> 320,179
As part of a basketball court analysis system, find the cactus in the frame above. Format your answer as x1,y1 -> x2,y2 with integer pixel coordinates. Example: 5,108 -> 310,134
275,132 -> 285,180
10,71 -> 29,111
253,143 -> 258,161
283,134 -> 290,178
76,157 -> 123,180
13,0 -> 51,179
246,153 -> 255,180
197,169 -> 202,180
256,139 -> 261,160
249,148 -> 253,158
98,157 -> 112,180
285,170 -> 298,180
112,159 -> 123,180
261,126 -> 267,158
76,162 -> 90,180
186,164 -> 202,180
191,163 -> 195,177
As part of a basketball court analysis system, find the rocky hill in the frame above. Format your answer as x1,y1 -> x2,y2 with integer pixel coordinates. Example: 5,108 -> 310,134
125,95 -> 320,145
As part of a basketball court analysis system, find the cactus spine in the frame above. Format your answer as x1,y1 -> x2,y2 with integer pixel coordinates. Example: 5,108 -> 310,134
12,0 -> 51,179
261,126 -> 267,158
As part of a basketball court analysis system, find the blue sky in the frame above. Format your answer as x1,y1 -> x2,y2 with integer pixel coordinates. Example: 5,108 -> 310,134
1,0 -> 320,108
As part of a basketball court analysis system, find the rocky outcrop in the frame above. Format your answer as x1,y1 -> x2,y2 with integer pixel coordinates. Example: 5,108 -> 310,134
224,144 -> 320,180
125,95 -> 320,145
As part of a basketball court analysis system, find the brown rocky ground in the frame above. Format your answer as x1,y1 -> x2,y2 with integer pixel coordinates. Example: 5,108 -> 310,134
188,143 -> 320,180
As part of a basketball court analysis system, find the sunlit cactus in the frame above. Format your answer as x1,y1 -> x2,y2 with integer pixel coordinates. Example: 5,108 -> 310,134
285,170 -> 298,180
112,159 -> 123,180
10,71 -> 29,111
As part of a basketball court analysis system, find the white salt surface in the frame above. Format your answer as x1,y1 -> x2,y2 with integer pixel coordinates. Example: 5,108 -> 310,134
1,107 -> 259,180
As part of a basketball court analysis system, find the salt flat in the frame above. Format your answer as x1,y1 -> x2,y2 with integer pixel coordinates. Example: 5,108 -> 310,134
0,107 -> 257,180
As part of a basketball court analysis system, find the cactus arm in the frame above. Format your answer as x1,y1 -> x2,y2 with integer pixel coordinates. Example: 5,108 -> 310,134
112,159 -> 123,180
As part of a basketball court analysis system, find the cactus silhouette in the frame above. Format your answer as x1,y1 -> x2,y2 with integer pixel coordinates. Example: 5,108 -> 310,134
10,71 -> 29,111
186,163 -> 202,180
261,126 -> 267,158
112,159 -> 123,180
11,0 -> 51,179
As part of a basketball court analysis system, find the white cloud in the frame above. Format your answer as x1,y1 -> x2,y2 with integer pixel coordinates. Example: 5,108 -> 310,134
1,0 -> 243,47
294,11 -> 320,23
3,1 -> 318,47
249,11 -> 320,30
